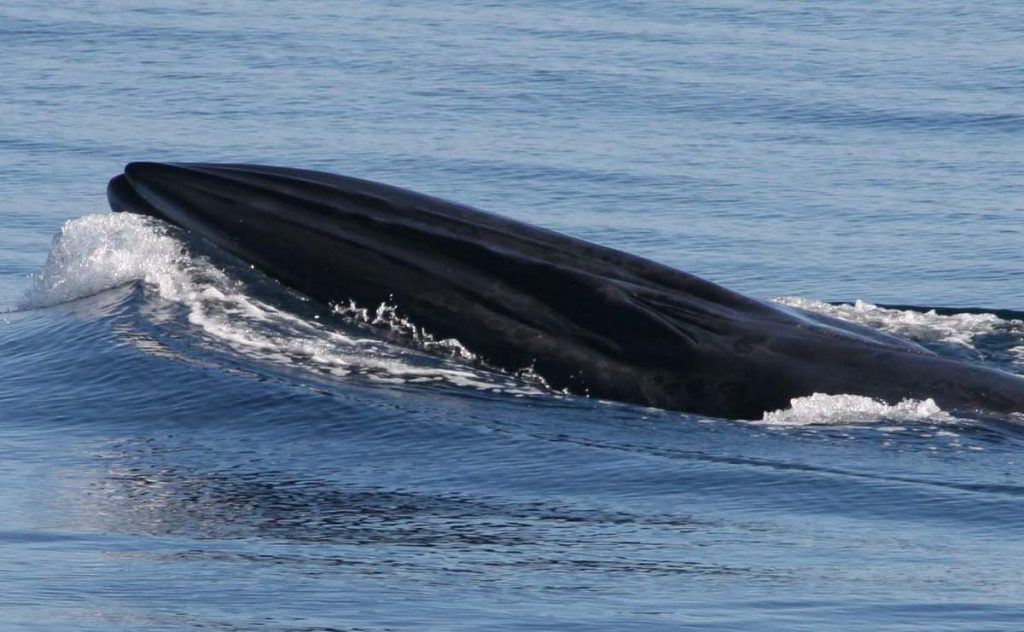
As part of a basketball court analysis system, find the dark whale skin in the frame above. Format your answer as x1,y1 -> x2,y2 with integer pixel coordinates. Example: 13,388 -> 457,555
107,162 -> 1024,420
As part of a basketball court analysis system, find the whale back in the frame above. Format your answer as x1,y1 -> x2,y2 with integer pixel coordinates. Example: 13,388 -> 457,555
108,162 -> 1024,418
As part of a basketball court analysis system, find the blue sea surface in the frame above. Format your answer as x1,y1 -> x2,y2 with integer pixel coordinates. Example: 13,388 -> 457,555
2,1 -> 1023,630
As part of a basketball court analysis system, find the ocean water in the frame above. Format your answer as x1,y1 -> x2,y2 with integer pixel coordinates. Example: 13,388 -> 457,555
2,1 -> 1023,630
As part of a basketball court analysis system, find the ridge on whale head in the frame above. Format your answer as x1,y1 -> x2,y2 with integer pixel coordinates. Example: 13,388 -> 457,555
108,161 -> 1024,420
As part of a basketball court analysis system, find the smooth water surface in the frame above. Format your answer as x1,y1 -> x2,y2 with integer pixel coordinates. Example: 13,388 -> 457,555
2,2 -> 1023,630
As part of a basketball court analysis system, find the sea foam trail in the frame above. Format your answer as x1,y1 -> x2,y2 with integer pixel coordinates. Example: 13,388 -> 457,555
20,214 -> 545,395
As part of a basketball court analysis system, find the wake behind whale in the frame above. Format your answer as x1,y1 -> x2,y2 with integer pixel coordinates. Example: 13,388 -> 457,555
106,162 -> 1024,420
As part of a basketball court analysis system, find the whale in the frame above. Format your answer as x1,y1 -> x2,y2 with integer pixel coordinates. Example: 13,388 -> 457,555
107,162 -> 1024,420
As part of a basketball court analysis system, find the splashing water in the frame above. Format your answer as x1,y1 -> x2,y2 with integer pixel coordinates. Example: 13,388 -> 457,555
774,296 -> 1019,348
759,393 -> 952,427
20,214 -> 192,310
18,214 -> 546,395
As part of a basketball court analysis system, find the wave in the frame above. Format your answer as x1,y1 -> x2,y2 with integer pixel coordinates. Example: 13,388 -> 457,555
20,213 -> 547,396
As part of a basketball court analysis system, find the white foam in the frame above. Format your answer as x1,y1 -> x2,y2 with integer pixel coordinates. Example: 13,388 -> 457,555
773,296 -> 1014,348
20,214 -> 545,396
760,392 -> 951,426
20,214 -> 192,309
